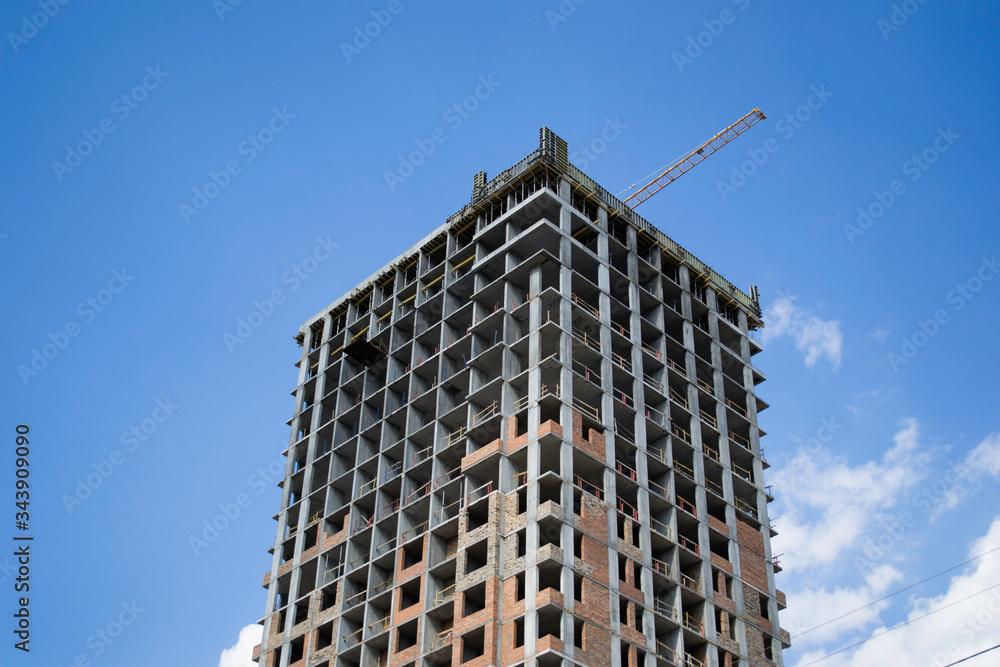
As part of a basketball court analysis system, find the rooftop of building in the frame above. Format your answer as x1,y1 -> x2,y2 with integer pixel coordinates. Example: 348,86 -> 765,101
299,127 -> 763,340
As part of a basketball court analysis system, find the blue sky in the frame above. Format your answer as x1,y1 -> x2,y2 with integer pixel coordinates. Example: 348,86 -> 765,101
2,1 -> 999,665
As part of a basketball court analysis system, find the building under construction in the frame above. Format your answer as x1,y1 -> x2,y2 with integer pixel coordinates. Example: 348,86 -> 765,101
253,125 -> 789,667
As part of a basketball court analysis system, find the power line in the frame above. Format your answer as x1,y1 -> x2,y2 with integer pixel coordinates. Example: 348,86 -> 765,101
798,582 -> 1000,666
940,643 -> 1000,666
794,545 -> 1000,638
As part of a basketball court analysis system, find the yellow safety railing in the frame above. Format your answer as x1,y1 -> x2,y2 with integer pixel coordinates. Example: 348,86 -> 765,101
728,430 -> 750,449
473,401 -> 498,426
655,602 -> 678,623
610,317 -> 630,338
371,577 -> 393,593
686,654 -> 706,667
648,479 -> 670,501
674,460 -> 695,478
434,583 -> 456,604
735,497 -> 757,517
435,466 -> 462,488
412,444 -> 433,465
450,255 -> 475,273
651,516 -> 672,540
571,325 -> 602,352
344,589 -> 367,608
656,639 -> 677,662
432,629 -> 454,649
421,274 -> 444,291
573,396 -> 600,422
444,426 -> 467,447
726,398 -> 748,418
368,617 -> 390,633
669,387 -> 688,409
571,293 -> 600,318
683,612 -> 703,635
343,626 -> 364,646
612,351 -> 632,372
375,537 -> 396,556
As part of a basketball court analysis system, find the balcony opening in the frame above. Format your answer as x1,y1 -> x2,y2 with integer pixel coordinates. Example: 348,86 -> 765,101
320,582 -> 337,611
396,619 -> 418,653
467,498 -> 489,532
618,554 -> 631,585
403,539 -> 423,568
617,514 -> 639,544
399,578 -> 420,611
289,636 -> 304,663
536,608 -> 562,641
462,625 -> 485,662
539,477 -> 561,506
516,485 -> 527,514
316,621 -> 333,649
293,599 -> 309,626
538,517 -> 561,549
465,539 -> 488,574
463,581 -> 486,616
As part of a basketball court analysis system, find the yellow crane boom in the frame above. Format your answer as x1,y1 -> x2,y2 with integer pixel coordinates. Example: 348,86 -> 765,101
623,108 -> 766,207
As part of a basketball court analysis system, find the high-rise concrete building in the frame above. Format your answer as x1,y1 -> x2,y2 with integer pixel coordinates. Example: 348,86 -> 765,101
254,129 -> 789,667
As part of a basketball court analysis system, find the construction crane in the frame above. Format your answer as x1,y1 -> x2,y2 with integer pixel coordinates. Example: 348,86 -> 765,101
622,108 -> 766,208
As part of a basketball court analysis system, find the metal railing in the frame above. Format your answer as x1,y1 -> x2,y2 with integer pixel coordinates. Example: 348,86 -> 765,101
728,430 -> 750,449
571,325 -> 602,352
669,387 -> 688,409
571,293 -> 600,318
575,475 -> 603,500
435,465 -> 462,489
433,583 -> 456,605
650,516 -> 672,539
678,535 -> 699,555
683,612 -> 704,636
616,460 -> 637,481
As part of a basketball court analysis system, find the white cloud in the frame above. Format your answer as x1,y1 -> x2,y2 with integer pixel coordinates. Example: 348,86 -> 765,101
868,324 -> 890,343
964,433 -> 1000,480
845,389 -> 896,418
783,565 -> 903,648
219,624 -> 263,667
772,419 -> 930,574
790,511 -> 1000,667
763,296 -> 843,370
